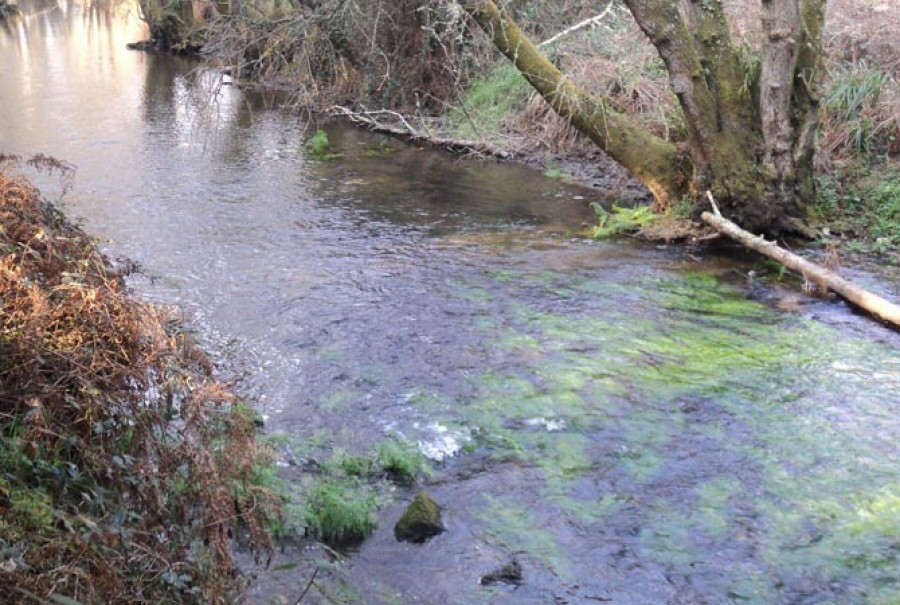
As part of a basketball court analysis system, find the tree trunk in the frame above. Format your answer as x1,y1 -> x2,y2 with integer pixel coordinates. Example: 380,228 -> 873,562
137,0 -> 198,52
461,0 -> 688,209
461,0 -> 827,235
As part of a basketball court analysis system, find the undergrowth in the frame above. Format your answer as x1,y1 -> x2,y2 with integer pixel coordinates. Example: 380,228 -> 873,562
814,162 -> 900,255
0,167 -> 280,604
590,203 -> 656,239
449,62 -> 531,140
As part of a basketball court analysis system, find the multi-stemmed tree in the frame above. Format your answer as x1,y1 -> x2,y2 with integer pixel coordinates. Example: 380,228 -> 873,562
461,0 -> 827,234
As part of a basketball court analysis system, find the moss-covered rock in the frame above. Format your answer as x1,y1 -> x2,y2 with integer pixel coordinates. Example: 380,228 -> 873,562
394,491 -> 445,543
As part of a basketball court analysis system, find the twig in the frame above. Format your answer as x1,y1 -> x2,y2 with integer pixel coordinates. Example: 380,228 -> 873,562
329,105 -> 512,158
538,2 -> 615,48
294,566 -> 319,604
705,190 -> 721,217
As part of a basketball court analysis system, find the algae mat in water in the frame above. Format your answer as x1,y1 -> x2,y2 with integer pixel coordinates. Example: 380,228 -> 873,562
420,270 -> 900,604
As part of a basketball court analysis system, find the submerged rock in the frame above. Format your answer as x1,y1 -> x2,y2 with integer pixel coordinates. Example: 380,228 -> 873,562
480,558 -> 523,586
394,492 -> 444,543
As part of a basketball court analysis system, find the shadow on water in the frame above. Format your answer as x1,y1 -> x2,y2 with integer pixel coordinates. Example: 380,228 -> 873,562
3,2 -> 900,603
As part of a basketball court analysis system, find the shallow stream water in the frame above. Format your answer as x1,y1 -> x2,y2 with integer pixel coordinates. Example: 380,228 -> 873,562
3,3 -> 900,603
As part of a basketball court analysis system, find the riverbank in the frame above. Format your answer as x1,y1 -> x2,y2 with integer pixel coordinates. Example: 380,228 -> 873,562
0,163 -> 279,603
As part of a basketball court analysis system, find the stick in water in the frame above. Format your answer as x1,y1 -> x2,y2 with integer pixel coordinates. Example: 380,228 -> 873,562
700,192 -> 900,329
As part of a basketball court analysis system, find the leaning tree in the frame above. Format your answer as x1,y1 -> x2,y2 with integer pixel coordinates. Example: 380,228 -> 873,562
460,0 -> 827,234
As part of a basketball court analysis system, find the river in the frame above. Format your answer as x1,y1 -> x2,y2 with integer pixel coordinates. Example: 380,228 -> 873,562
2,2 -> 900,604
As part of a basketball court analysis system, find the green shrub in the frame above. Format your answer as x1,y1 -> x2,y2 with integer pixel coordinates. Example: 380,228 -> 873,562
306,130 -> 329,154
303,130 -> 343,160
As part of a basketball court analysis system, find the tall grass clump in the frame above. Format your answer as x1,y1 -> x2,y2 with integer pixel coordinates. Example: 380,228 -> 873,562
0,164 -> 280,604
450,62 -> 532,139
819,63 -> 898,160
303,480 -> 377,547
377,438 -> 432,485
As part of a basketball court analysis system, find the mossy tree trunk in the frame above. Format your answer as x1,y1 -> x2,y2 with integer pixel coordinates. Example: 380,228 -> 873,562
461,0 -> 826,234
137,0 -> 197,51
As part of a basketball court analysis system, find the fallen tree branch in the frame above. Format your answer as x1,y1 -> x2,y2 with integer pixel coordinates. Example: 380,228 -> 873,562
701,205 -> 900,329
330,106 -> 513,158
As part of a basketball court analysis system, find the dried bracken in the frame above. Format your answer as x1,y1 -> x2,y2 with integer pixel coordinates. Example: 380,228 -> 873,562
0,170 -> 279,604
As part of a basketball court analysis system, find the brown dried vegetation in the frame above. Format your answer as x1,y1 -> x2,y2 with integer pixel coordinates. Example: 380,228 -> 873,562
818,0 -> 900,164
0,168 -> 279,604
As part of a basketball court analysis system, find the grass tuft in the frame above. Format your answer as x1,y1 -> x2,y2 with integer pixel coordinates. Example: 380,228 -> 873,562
303,480 -> 377,547
820,63 -> 898,159
377,438 -> 431,485
450,62 -> 531,139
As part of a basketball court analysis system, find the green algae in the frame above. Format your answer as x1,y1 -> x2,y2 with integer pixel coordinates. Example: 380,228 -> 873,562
401,389 -> 449,413
479,370 -> 538,400
478,495 -> 569,578
441,267 -> 900,601
694,478 -> 742,537
536,432 -> 593,478
496,331 -> 543,352
321,388 -> 358,412
453,284 -> 494,304
545,490 -> 624,525
419,264 -> 899,603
